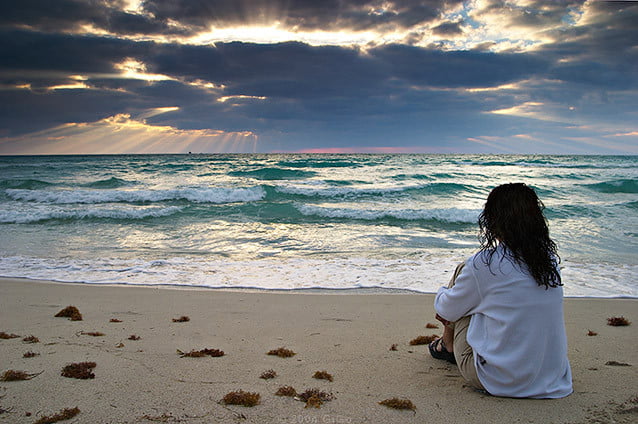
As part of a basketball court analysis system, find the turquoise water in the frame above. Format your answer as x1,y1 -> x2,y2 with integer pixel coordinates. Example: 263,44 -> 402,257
0,154 -> 636,297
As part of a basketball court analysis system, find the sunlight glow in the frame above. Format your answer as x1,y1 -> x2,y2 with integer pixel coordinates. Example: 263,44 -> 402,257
217,95 -> 267,103
114,59 -> 175,82
0,111 -> 258,155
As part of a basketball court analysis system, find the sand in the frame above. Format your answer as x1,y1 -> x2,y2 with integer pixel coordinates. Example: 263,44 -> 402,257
0,277 -> 636,424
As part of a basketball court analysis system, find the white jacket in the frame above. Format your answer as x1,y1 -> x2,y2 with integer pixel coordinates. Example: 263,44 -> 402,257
434,245 -> 573,398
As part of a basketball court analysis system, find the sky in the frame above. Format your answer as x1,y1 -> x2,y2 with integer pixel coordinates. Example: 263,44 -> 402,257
0,0 -> 637,155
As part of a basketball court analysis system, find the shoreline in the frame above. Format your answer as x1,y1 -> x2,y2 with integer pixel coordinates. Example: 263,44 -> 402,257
1,277 -> 637,423
1,276 -> 637,299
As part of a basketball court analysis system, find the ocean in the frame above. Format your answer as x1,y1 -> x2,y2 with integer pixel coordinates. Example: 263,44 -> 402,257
0,154 -> 636,297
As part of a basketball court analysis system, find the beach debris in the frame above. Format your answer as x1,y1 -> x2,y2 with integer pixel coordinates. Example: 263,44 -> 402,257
389,344 -> 398,351
275,386 -> 297,397
109,318 -> 122,323
1,370 -> 41,381
61,362 -> 96,379
305,395 -> 323,409
115,343 -> 125,348
172,316 -> 190,322
22,335 -> 39,343
409,335 -> 437,345
23,351 -> 40,358
0,331 -> 20,339
312,370 -> 333,382
605,361 -> 631,367
54,306 -> 82,321
607,316 -> 631,326
426,323 -> 439,329
296,389 -> 334,408
128,335 -> 141,340
79,331 -> 104,337
267,347 -> 296,358
379,397 -> 416,411
587,330 -> 598,336
33,407 -> 80,424
177,348 -> 224,358
260,369 -> 277,379
222,390 -> 261,407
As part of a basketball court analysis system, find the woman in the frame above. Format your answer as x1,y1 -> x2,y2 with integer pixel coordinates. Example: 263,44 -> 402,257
430,183 -> 572,398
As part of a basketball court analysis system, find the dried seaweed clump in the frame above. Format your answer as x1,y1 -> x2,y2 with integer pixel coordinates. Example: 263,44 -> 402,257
80,331 -> 104,337
426,323 -> 439,329
379,398 -> 416,411
177,348 -> 224,358
267,347 -> 296,358
587,330 -> 598,336
389,344 -> 398,351
275,386 -> 297,397
54,306 -> 82,321
23,351 -> 40,358
22,335 -> 39,343
607,316 -> 631,326
222,390 -> 260,407
1,370 -> 39,381
0,331 -> 20,339
605,361 -> 631,367
172,316 -> 190,322
297,388 -> 334,403
312,370 -> 333,382
33,407 -> 80,424
128,335 -> 141,341
109,318 -> 122,323
305,395 -> 323,409
409,335 -> 437,345
61,362 -> 96,379
260,369 -> 277,379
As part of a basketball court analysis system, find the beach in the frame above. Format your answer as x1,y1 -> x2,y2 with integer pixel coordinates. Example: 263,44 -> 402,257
0,277 -> 636,423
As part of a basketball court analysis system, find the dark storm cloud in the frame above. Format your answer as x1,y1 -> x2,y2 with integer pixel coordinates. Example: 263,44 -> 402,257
431,21 -> 464,36
0,29 -> 148,74
0,0 -> 183,35
142,0 -> 464,31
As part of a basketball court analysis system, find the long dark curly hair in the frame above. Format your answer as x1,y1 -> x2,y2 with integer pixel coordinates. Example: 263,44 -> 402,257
478,183 -> 562,288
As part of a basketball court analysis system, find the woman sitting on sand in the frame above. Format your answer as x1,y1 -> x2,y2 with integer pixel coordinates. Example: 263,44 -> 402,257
430,183 -> 572,398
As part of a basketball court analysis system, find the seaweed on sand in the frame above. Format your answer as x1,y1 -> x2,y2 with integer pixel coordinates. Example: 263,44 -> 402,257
128,335 -> 141,340
304,395 -> 323,409
54,306 -> 82,321
409,335 -> 437,345
79,331 -> 104,337
379,398 -> 416,411
296,389 -> 334,402
389,344 -> 398,351
260,369 -> 277,379
587,330 -> 598,336
109,318 -> 122,323
221,390 -> 260,407
172,316 -> 190,322
312,371 -> 333,382
607,316 -> 631,326
1,370 -> 41,381
0,332 -> 20,339
275,386 -> 297,397
177,348 -> 224,358
22,335 -> 39,343
61,362 -> 96,379
33,407 -> 80,424
23,351 -> 40,358
267,347 -> 296,358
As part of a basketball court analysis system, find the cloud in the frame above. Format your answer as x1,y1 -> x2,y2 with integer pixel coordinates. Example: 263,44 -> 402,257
0,109 -> 257,154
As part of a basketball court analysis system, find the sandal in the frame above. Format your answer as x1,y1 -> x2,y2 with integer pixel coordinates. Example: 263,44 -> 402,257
428,338 -> 456,364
